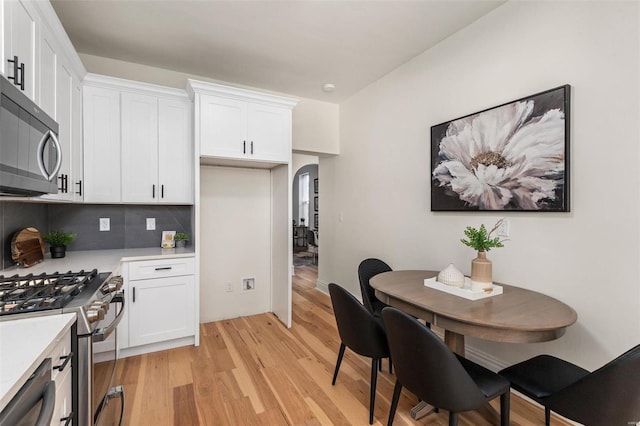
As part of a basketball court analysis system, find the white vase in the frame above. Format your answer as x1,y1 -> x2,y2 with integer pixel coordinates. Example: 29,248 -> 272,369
437,263 -> 465,288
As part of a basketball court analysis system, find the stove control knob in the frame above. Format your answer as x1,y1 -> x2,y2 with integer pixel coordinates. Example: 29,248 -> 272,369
86,307 -> 104,323
91,300 -> 109,313
107,276 -> 124,292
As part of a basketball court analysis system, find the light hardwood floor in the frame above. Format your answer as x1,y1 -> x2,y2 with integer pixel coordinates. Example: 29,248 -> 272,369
115,264 -> 572,425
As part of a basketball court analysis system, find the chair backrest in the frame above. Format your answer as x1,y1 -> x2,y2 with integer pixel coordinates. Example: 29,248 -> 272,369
358,258 -> 392,314
381,307 -> 487,412
328,283 -> 389,359
307,230 -> 317,247
547,343 -> 640,425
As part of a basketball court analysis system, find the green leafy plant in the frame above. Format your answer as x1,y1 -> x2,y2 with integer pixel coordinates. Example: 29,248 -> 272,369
42,230 -> 76,247
460,220 -> 505,252
174,232 -> 189,241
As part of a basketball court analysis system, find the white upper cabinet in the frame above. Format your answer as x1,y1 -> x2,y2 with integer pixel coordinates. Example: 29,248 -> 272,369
71,78 -> 83,201
83,85 -> 122,203
121,92 -> 159,203
158,98 -> 193,204
3,0 -> 39,100
83,74 -> 193,204
188,80 -> 297,166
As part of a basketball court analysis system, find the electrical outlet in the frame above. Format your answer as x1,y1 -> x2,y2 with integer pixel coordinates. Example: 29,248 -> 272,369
225,282 -> 233,292
99,218 -> 110,232
242,278 -> 255,291
497,219 -> 510,237
146,218 -> 156,231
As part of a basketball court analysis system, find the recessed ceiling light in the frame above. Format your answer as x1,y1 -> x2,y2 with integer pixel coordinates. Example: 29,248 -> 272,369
322,83 -> 335,92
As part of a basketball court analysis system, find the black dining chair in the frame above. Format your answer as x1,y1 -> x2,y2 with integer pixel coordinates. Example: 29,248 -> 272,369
328,283 -> 391,425
358,258 -> 392,318
499,343 -> 640,426
382,307 -> 510,426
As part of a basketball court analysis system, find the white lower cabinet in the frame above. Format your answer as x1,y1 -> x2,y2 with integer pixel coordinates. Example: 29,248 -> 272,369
122,257 -> 196,351
48,325 -> 73,425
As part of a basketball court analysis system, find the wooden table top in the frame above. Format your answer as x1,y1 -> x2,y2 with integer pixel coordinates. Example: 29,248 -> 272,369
370,270 -> 578,344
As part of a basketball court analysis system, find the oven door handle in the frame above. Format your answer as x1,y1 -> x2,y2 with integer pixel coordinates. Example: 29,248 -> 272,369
93,293 -> 125,343
36,381 -> 56,426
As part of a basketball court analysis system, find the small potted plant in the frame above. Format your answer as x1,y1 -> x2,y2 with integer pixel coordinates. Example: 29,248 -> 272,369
174,232 -> 189,248
42,230 -> 76,259
460,219 -> 505,291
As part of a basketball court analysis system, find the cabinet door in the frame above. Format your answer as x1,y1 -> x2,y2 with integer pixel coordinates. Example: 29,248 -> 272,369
38,22 -> 57,118
247,103 -> 291,163
53,62 -> 73,200
158,98 -> 192,204
83,86 -> 121,203
71,79 -> 83,201
199,94 -> 247,159
121,92 -> 158,203
129,275 -> 195,347
4,0 -> 38,100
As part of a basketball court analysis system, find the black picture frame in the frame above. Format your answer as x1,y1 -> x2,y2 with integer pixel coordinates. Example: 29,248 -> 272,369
431,85 -> 570,212
314,196 -> 318,211
314,213 -> 318,229
314,178 -> 318,194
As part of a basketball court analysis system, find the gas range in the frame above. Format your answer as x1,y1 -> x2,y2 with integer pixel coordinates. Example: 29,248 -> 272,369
0,269 -> 123,335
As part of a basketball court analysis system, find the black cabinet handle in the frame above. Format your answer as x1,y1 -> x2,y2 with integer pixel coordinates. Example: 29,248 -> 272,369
64,174 -> 68,193
152,184 -> 156,199
133,287 -> 136,303
7,56 -> 24,90
61,411 -> 74,426
243,140 -> 246,154
58,175 -> 65,192
161,184 -> 164,199
251,141 -> 253,155
54,352 -> 73,372
76,180 -> 82,196
155,266 -> 172,271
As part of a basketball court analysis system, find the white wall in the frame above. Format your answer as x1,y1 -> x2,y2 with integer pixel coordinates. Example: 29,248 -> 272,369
199,166 -> 271,322
320,1 -> 640,370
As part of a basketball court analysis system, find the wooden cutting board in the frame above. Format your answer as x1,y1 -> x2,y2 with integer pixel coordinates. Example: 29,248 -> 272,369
11,227 -> 45,268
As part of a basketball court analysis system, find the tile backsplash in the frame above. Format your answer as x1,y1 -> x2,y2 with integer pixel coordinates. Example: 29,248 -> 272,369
0,201 -> 193,269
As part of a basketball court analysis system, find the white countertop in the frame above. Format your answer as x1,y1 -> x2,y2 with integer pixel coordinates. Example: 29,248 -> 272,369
1,247 -> 195,275
0,313 -> 76,410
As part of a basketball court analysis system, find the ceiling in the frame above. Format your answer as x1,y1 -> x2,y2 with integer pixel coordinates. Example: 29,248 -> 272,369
51,1 -> 505,103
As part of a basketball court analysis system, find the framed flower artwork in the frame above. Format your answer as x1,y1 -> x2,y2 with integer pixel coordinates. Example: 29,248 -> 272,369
431,85 -> 570,212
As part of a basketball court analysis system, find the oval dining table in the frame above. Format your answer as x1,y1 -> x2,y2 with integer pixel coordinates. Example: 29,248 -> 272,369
370,270 -> 578,356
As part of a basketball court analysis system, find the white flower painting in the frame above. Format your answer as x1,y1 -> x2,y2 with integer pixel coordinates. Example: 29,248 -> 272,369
431,85 -> 570,211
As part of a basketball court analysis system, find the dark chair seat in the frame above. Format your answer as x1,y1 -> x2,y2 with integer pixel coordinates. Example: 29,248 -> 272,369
499,344 -> 640,426
499,355 -> 589,400
457,355 -> 510,400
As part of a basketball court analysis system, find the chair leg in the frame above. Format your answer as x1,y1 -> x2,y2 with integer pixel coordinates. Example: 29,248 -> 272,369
545,407 -> 550,426
331,343 -> 346,385
449,411 -> 458,426
387,380 -> 402,426
389,354 -> 393,374
500,391 -> 510,426
369,359 -> 379,424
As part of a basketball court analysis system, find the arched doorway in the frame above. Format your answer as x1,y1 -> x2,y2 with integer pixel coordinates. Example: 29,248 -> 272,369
292,157 -> 318,268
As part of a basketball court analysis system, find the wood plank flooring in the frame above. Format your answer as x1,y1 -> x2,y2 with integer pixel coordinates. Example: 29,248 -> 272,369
114,265 -> 573,425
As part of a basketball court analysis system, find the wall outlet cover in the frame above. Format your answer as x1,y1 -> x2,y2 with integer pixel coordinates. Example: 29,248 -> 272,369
146,218 -> 156,231
242,278 -> 255,291
99,218 -> 110,232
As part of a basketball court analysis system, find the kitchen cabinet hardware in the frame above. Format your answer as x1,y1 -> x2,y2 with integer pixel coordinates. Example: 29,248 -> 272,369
58,174 -> 69,193
75,180 -> 82,196
53,352 -> 73,372
154,266 -> 172,271
243,140 -> 246,154
7,56 -> 25,90
161,184 -> 164,198
152,184 -> 156,199
61,411 -> 74,426
133,287 -> 136,303
251,141 -> 254,154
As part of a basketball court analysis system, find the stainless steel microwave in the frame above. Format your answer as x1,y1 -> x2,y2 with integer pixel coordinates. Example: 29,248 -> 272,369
0,75 -> 61,197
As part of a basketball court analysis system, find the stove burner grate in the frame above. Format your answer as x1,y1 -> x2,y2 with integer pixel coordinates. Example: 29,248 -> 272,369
0,269 -> 98,315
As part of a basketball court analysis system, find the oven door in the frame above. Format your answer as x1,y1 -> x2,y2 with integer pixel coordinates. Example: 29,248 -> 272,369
0,358 -> 56,426
92,292 -> 125,426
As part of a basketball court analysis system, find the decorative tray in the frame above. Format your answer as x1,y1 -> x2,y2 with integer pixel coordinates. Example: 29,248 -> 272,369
424,277 -> 503,300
